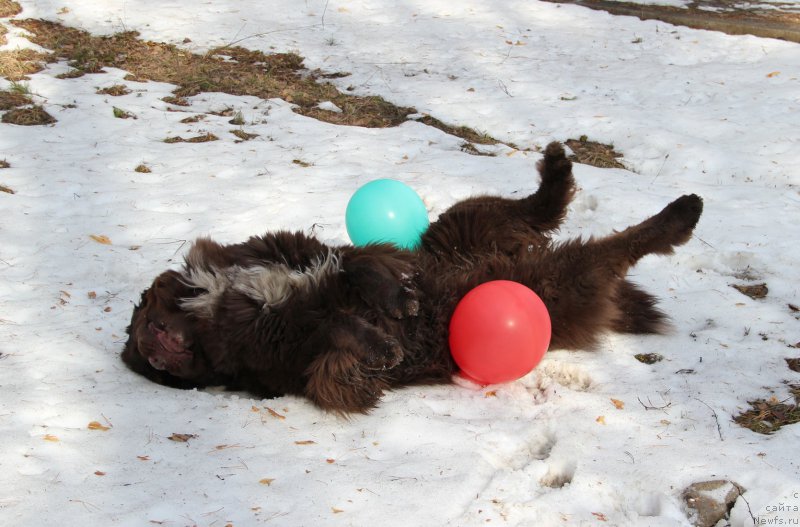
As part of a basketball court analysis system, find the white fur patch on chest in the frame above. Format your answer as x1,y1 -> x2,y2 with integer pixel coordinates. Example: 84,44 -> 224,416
179,250 -> 341,318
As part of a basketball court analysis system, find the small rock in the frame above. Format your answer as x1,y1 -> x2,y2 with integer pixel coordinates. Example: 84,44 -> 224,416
683,479 -> 745,527
634,353 -> 663,364
786,358 -> 800,372
731,283 -> 768,299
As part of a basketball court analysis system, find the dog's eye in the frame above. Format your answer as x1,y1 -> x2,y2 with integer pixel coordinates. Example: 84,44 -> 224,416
150,319 -> 166,331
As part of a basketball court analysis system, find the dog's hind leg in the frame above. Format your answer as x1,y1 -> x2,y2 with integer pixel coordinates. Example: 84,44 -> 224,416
421,142 -> 576,259
516,141 -> 577,233
494,194 -> 702,349
598,194 -> 703,271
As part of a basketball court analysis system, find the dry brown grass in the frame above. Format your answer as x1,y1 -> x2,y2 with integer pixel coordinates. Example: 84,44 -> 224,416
0,89 -> 29,110
418,114 -> 498,146
0,0 -> 21,18
3,19 -> 637,164
0,48 -> 51,81
164,132 -> 219,144
566,137 -> 626,169
634,353 -> 663,364
113,106 -> 135,119
2,104 -> 55,125
231,129 -> 259,142
11,19 -> 415,129
7,19 -> 509,146
735,385 -> 800,434
97,84 -> 131,96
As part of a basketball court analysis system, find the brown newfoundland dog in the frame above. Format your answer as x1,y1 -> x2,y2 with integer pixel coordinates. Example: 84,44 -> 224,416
122,142 -> 703,413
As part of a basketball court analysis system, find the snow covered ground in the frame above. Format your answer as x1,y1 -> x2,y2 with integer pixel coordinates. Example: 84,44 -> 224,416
1,1 -> 799,525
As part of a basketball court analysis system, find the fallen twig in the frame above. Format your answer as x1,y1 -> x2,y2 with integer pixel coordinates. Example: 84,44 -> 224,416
694,397 -> 724,441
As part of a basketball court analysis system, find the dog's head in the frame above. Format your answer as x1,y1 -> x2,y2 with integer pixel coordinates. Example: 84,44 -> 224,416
122,270 -> 218,387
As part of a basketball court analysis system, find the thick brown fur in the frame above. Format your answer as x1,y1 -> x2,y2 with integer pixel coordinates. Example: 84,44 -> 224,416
122,142 -> 703,414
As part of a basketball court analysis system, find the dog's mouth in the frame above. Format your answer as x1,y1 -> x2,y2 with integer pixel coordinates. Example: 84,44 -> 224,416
145,322 -> 193,372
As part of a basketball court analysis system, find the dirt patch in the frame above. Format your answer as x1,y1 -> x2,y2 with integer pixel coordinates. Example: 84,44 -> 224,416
542,0 -> 800,43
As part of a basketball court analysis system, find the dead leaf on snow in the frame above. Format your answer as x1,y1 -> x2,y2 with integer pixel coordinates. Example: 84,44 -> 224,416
259,478 -> 275,486
168,433 -> 197,442
596,416 -> 606,425
90,234 -> 112,245
294,440 -> 316,445
43,434 -> 59,442
610,398 -> 625,410
266,407 -> 285,420
87,421 -> 110,431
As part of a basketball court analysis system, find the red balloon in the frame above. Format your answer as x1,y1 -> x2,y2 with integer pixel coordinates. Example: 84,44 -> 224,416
449,280 -> 551,385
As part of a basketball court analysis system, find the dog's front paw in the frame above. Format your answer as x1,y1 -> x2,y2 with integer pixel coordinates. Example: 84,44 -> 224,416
385,276 -> 420,319
362,336 -> 404,371
343,248 -> 422,319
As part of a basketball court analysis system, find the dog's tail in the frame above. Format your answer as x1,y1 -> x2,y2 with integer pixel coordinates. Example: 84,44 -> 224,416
610,280 -> 670,334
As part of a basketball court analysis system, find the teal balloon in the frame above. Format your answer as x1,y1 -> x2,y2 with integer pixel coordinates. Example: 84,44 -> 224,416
346,179 -> 429,249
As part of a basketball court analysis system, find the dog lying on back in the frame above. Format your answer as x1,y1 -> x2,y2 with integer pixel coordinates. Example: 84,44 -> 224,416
122,142 -> 703,413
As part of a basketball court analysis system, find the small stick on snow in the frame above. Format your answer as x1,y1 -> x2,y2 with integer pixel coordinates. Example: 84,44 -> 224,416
694,397 -> 724,441
637,396 -> 672,411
